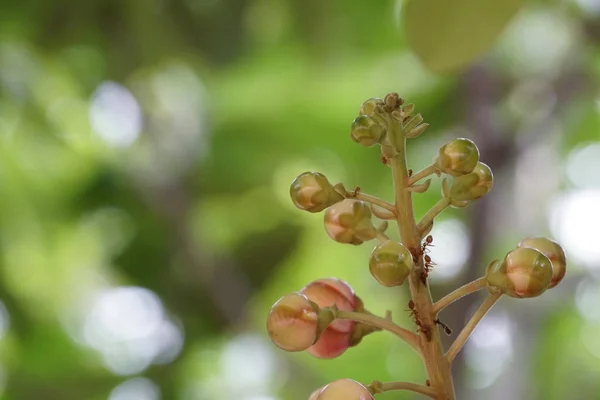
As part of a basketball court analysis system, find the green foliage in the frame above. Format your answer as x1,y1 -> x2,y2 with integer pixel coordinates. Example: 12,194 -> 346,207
403,0 -> 527,73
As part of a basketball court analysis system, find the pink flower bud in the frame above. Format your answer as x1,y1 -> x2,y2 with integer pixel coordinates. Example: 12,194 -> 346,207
266,292 -> 319,352
317,379 -> 374,400
301,278 -> 358,359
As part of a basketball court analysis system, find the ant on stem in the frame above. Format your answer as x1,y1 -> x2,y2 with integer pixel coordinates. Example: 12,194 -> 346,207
349,186 -> 360,197
435,319 -> 452,336
406,299 -> 432,341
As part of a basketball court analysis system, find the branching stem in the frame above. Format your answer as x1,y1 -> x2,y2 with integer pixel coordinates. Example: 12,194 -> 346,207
417,197 -> 450,234
446,292 -> 502,363
336,311 -> 420,354
432,278 -> 487,315
351,192 -> 396,214
371,380 -> 437,398
408,165 -> 438,186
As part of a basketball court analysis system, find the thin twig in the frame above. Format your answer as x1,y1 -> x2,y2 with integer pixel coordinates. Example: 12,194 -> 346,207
336,310 -> 420,354
446,292 -> 502,363
352,192 -> 396,214
381,381 -> 437,398
432,277 -> 487,315
417,197 -> 450,233
408,165 -> 438,186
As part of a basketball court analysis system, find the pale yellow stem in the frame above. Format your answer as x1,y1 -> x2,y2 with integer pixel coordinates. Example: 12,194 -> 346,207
432,278 -> 487,315
446,292 -> 502,363
352,192 -> 396,214
408,165 -> 438,186
380,381 -> 437,398
336,310 -> 420,354
417,197 -> 451,235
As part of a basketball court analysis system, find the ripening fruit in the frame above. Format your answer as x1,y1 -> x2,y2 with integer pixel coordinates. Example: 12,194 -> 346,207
486,248 -> 553,298
369,240 -> 413,287
433,138 -> 480,176
324,199 -> 377,245
317,379 -> 374,400
350,115 -> 386,147
518,237 -> 566,289
449,162 -> 493,203
302,278 -> 357,359
290,172 -> 344,213
266,293 -> 320,351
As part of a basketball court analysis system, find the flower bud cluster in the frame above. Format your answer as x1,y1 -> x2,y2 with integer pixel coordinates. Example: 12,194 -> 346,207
267,278 -> 363,359
485,237 -> 567,298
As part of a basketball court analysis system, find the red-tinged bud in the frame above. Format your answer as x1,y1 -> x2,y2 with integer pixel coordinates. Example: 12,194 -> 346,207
317,379 -> 374,400
518,237 -> 567,289
266,293 -> 320,352
324,199 -> 377,245
486,247 -> 553,298
301,278 -> 358,359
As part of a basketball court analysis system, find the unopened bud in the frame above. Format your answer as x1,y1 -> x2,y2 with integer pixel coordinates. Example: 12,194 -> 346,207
449,162 -> 493,203
369,240 -> 413,287
434,138 -> 480,176
309,388 -> 323,400
290,172 -> 343,213
267,293 -> 320,351
324,199 -> 377,245
518,237 -> 566,289
359,98 -> 382,116
317,379 -> 374,400
302,278 -> 358,359
350,115 -> 386,147
486,247 -> 553,298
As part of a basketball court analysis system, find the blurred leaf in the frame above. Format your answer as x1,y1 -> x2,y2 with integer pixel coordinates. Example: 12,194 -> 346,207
402,0 -> 527,73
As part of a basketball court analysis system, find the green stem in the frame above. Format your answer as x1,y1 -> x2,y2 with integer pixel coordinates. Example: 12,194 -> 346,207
336,311 -> 420,354
446,292 -> 502,363
408,165 -> 438,186
417,197 -> 451,235
389,123 -> 455,399
352,192 -> 396,214
432,278 -> 487,315
380,381 -> 437,398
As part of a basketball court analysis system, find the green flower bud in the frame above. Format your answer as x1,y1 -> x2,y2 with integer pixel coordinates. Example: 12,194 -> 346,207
359,98 -> 382,116
350,115 -> 386,147
434,138 -> 480,176
290,172 -> 344,213
449,162 -> 493,203
518,237 -> 566,289
486,247 -> 553,298
369,240 -> 413,287
324,199 -> 376,245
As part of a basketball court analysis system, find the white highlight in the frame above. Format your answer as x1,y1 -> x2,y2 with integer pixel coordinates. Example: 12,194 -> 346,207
428,219 -> 471,281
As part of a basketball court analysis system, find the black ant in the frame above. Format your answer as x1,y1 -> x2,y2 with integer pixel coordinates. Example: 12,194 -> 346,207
435,319 -> 452,336
406,300 -> 432,341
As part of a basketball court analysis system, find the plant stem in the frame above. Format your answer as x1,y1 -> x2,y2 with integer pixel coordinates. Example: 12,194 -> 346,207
380,381 -> 437,398
389,125 -> 455,400
375,231 -> 390,243
336,310 -> 420,354
408,165 -> 438,186
446,292 -> 502,363
352,192 -> 396,214
417,197 -> 450,233
432,277 -> 487,315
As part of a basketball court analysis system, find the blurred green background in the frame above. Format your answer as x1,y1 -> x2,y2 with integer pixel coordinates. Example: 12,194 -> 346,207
0,0 -> 599,399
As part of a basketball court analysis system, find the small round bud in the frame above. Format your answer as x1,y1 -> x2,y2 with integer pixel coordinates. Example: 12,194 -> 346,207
317,379 -> 374,400
434,138 -> 480,177
350,115 -> 386,147
290,172 -> 344,213
369,240 -> 413,287
266,293 -> 319,351
518,237 -> 566,289
486,248 -> 553,298
359,98 -> 382,116
449,162 -> 493,203
302,278 -> 357,359
324,199 -> 377,245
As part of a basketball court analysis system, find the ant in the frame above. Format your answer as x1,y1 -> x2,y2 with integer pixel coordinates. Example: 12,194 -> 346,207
349,186 -> 360,197
426,380 -> 431,387
420,236 -> 435,285
435,319 -> 452,336
381,155 -> 388,165
406,300 -> 432,341
408,169 -> 413,177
